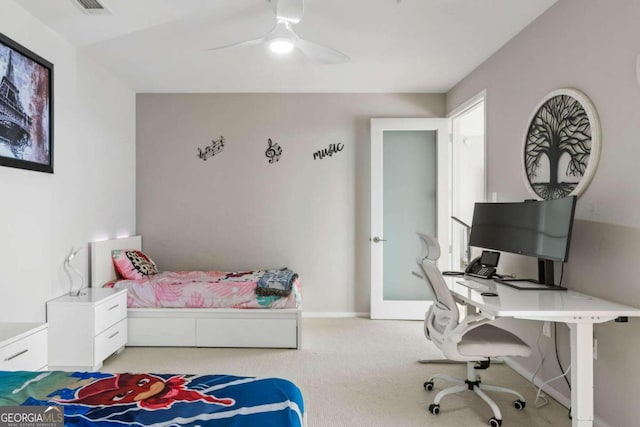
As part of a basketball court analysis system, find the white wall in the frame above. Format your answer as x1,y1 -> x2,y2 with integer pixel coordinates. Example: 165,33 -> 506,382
0,0 -> 136,322
136,93 -> 445,315
446,1 -> 640,425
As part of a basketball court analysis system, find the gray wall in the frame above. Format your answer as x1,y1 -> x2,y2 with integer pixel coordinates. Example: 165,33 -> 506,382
136,93 -> 445,314
446,1 -> 640,425
0,0 -> 136,322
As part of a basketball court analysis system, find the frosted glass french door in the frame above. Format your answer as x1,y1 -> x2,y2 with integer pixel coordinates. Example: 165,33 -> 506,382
370,118 -> 449,320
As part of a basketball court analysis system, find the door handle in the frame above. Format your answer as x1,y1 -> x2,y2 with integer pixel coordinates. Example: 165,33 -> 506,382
371,236 -> 387,243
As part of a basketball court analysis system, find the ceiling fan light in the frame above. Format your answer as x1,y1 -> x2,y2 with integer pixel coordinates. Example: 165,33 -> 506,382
269,38 -> 294,54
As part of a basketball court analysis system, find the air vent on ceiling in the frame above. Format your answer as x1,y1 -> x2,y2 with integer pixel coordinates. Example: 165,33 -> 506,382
71,0 -> 111,15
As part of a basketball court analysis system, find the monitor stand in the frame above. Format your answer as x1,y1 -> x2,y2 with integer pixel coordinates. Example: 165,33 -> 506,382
538,259 -> 555,285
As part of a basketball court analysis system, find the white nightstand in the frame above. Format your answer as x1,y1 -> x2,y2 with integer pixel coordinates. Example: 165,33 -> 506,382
0,322 -> 48,371
47,288 -> 127,371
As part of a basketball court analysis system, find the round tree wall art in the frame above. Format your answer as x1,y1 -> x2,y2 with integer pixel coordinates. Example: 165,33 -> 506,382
523,88 -> 601,199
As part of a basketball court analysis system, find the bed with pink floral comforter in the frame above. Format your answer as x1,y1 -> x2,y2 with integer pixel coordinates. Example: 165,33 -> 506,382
104,270 -> 301,309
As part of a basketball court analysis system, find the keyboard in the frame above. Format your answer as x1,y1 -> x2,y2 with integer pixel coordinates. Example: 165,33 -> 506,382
457,279 -> 490,291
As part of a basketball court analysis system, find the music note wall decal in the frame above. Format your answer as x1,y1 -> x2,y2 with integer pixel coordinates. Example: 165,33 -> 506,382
197,136 -> 225,161
265,138 -> 283,163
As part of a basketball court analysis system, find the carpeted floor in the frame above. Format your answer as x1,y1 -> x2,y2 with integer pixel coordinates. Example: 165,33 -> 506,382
102,317 -> 570,427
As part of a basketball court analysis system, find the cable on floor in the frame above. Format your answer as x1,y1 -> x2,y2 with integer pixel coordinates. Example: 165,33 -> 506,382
530,323 -> 549,407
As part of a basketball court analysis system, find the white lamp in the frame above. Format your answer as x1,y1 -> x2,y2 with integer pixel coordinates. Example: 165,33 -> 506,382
451,216 -> 472,267
266,20 -> 296,55
269,38 -> 295,54
64,247 -> 85,296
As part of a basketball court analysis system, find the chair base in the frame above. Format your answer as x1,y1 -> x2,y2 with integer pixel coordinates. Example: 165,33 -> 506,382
424,361 -> 526,426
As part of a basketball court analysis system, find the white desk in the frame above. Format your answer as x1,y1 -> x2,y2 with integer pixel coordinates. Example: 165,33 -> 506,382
446,277 -> 640,427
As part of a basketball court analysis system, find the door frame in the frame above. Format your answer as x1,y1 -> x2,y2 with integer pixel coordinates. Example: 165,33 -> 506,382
447,90 -> 487,270
370,118 -> 450,320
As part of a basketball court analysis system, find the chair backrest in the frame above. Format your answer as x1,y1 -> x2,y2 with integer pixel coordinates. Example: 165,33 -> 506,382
416,233 -> 460,345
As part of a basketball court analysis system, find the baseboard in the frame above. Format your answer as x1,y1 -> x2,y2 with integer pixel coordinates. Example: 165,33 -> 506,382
505,358 -> 613,427
302,312 -> 368,318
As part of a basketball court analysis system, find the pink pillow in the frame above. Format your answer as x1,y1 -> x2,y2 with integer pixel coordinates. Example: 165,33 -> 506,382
112,250 -> 158,280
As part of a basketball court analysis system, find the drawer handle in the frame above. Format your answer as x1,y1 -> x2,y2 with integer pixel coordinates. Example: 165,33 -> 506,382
108,304 -> 119,311
108,331 -> 119,339
5,349 -> 28,362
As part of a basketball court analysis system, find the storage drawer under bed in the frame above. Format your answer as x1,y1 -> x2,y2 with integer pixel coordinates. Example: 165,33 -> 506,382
126,310 -> 299,348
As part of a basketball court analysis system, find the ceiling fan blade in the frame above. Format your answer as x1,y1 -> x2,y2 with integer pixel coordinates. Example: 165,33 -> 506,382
203,37 -> 264,52
296,39 -> 349,64
274,0 -> 304,24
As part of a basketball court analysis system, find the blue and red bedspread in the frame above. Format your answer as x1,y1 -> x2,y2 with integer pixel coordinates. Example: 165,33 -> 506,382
0,370 -> 304,426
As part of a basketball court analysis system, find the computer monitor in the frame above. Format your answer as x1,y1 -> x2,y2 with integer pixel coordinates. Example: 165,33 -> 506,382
468,196 -> 577,285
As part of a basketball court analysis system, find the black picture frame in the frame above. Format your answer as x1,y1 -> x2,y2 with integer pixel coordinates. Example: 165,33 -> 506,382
0,32 -> 53,173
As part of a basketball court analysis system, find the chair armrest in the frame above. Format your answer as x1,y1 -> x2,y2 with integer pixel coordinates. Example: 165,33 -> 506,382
447,313 -> 492,343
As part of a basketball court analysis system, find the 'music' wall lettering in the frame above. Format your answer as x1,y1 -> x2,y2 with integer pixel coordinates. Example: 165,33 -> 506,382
313,143 -> 344,160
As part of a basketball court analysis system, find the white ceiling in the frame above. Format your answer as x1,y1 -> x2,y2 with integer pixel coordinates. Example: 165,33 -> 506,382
15,0 -> 557,93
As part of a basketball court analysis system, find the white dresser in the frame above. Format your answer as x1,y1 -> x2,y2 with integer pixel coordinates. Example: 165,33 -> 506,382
0,322 -> 48,371
47,288 -> 127,371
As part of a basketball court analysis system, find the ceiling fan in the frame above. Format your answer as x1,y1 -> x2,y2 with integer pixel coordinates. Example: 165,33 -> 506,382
204,0 -> 349,64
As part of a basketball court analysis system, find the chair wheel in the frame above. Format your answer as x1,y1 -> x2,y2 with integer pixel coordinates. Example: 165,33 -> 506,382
513,399 -> 526,410
428,403 -> 440,415
423,381 -> 434,391
488,417 -> 502,427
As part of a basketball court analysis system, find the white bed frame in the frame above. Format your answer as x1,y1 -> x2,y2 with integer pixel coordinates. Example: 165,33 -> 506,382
90,236 -> 301,349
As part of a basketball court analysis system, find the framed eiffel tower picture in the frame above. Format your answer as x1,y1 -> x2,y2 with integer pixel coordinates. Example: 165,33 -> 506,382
0,33 -> 53,173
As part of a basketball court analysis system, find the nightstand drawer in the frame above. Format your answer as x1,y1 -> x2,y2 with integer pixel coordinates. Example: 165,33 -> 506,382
0,328 -> 47,371
95,319 -> 127,365
95,292 -> 127,334
49,288 -> 127,370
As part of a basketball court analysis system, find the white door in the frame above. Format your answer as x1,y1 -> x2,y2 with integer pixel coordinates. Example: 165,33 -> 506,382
370,118 -> 449,320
